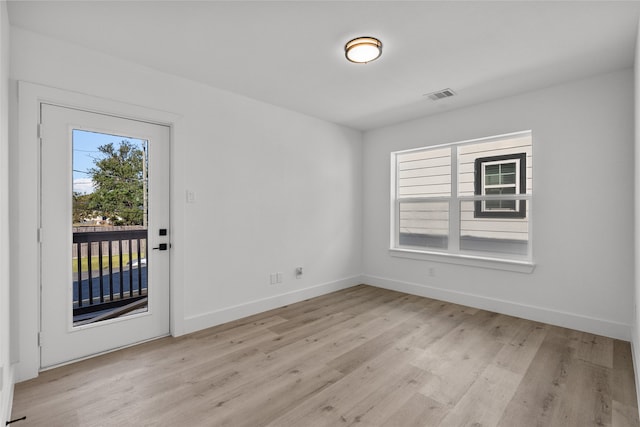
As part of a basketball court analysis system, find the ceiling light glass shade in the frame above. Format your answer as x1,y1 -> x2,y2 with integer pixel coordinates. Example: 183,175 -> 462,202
345,37 -> 382,63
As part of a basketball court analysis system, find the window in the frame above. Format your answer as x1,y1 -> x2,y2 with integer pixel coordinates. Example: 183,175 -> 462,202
392,131 -> 532,263
474,153 -> 526,218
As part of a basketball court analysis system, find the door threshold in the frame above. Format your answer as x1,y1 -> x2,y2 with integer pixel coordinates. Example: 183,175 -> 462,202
40,333 -> 171,372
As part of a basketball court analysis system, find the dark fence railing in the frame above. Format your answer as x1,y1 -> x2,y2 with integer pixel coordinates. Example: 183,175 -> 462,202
73,229 -> 148,321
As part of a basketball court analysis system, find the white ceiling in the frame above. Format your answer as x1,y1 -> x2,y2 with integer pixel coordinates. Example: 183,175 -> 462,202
7,1 -> 640,131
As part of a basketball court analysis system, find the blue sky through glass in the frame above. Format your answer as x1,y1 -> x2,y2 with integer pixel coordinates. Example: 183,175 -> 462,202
72,130 -> 147,194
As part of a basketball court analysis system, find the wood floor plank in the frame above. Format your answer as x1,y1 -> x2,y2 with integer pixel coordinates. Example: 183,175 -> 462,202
496,326 -> 577,426
403,301 -> 477,350
260,295 -> 439,368
614,340 -> 639,408
414,311 -> 514,406
266,285 -> 385,323
336,364 -> 430,426
614,401 -> 640,427
570,330 -> 614,369
327,308 -> 430,376
188,314 -> 288,340
437,363 -> 522,426
260,292 -> 425,355
492,319 -> 549,375
412,310 -> 506,371
417,341 -> 504,408
265,339 -> 423,426
380,393 -> 448,427
164,361 -> 344,426
548,358 -> 612,426
266,287 -> 390,335
11,285 -> 639,427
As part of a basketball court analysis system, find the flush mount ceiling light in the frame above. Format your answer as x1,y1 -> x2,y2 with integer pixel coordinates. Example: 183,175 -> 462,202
345,36 -> 382,64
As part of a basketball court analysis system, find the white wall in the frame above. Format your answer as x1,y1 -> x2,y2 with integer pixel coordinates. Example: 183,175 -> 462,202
10,27 -> 363,381
363,69 -> 635,340
0,1 -> 11,422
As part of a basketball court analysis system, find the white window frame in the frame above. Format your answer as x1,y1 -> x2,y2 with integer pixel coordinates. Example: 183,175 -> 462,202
390,131 -> 534,272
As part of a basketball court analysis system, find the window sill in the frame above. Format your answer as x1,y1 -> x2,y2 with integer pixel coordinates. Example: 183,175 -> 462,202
389,248 -> 535,273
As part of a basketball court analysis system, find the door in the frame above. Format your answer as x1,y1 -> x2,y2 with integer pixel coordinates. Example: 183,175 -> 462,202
40,104 -> 170,368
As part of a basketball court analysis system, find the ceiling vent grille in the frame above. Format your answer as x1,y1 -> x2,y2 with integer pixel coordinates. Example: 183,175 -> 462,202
425,88 -> 456,101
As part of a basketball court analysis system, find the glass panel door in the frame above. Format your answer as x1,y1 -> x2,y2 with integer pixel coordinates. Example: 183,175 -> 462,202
40,104 -> 170,368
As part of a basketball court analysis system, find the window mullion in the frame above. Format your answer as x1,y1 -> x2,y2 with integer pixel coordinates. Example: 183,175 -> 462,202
449,145 -> 460,252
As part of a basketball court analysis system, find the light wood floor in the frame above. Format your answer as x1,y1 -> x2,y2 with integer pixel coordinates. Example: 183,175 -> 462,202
11,285 -> 640,426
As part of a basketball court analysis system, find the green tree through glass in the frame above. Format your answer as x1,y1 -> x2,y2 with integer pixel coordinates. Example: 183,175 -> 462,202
87,140 -> 146,226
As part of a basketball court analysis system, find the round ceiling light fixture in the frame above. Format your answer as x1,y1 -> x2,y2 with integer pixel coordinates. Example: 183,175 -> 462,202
345,36 -> 382,64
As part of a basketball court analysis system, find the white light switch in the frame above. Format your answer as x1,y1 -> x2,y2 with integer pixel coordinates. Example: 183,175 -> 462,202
186,190 -> 196,203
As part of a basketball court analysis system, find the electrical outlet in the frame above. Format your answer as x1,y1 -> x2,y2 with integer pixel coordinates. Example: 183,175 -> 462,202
428,267 -> 435,277
295,267 -> 303,279
276,272 -> 283,283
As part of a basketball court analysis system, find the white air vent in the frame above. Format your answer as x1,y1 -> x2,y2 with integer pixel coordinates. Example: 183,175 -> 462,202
425,88 -> 456,101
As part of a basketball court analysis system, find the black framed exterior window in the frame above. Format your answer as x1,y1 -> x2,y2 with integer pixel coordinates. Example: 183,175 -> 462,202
474,153 -> 526,218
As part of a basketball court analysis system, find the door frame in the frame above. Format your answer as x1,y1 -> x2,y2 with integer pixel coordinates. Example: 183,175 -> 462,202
15,81 -> 185,381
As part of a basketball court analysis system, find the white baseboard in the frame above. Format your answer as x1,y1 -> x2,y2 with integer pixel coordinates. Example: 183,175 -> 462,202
183,275 -> 362,334
183,273 -> 632,340
362,274 -> 632,341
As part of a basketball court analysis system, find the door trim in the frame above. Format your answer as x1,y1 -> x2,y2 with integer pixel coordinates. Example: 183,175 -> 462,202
15,81 -> 184,381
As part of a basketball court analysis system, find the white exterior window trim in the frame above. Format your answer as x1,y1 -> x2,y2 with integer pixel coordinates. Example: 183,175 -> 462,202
480,158 -> 521,214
